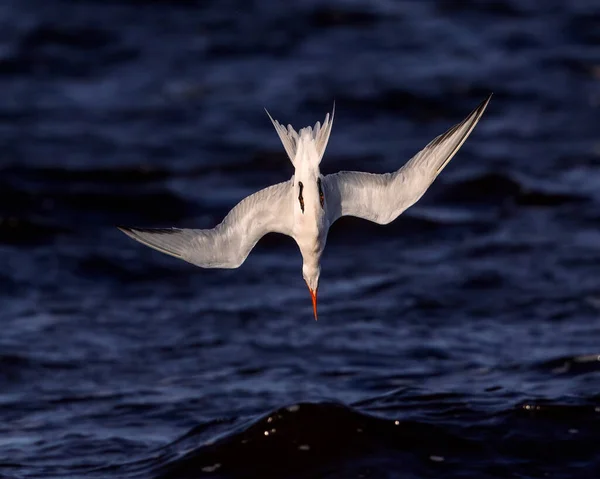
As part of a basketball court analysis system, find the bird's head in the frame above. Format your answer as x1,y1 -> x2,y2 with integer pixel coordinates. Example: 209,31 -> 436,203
302,263 -> 320,320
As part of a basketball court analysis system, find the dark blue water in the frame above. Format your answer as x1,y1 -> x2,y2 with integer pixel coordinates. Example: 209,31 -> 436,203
1,0 -> 600,477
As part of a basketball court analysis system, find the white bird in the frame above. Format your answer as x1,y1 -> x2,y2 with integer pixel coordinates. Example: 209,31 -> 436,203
119,94 -> 492,320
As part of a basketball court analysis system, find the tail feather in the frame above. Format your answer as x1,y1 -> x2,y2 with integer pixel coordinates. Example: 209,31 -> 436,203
265,104 -> 335,166
265,109 -> 299,166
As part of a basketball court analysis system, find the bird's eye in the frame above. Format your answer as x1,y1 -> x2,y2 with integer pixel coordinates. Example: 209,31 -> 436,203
298,181 -> 304,213
317,178 -> 324,208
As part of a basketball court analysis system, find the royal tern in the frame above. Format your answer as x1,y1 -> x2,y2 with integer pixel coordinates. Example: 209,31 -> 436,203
119,94 -> 492,320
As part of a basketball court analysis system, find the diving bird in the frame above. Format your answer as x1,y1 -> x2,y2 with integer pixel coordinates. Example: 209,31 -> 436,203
119,94 -> 492,320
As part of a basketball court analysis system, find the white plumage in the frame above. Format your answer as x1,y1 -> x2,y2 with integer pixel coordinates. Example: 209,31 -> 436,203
120,94 -> 492,320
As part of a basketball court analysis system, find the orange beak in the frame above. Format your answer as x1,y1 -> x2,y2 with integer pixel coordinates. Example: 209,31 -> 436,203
309,287 -> 318,321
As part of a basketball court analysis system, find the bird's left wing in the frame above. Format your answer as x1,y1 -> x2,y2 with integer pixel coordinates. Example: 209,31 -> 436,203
119,180 -> 293,269
323,94 -> 491,226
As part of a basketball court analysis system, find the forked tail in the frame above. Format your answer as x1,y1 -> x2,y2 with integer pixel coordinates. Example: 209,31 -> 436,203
265,104 -> 335,167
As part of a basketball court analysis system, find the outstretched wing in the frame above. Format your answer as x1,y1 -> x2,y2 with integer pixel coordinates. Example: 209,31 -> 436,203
323,94 -> 491,225
119,180 -> 293,269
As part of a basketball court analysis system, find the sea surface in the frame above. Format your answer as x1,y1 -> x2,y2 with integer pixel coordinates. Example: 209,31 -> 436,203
1,0 -> 599,478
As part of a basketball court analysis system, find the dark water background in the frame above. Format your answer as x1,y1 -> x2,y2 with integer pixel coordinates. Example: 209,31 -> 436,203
1,0 -> 599,477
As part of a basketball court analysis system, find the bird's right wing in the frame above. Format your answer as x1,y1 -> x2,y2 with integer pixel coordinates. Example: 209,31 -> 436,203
323,94 -> 491,226
119,180 -> 294,269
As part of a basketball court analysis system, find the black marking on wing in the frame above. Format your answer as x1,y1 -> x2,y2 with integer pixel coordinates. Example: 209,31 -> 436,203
298,181 -> 305,213
317,178 -> 324,209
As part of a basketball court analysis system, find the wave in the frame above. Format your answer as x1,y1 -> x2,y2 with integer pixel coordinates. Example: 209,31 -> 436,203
143,393 -> 600,479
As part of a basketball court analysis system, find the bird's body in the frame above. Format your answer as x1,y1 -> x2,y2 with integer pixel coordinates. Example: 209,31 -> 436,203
120,94 -> 492,319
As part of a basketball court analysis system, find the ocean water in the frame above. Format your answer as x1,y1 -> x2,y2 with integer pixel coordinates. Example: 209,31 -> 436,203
1,0 -> 599,477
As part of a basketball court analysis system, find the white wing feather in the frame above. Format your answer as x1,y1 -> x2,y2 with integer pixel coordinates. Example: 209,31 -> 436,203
323,94 -> 491,225
119,180 -> 293,268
